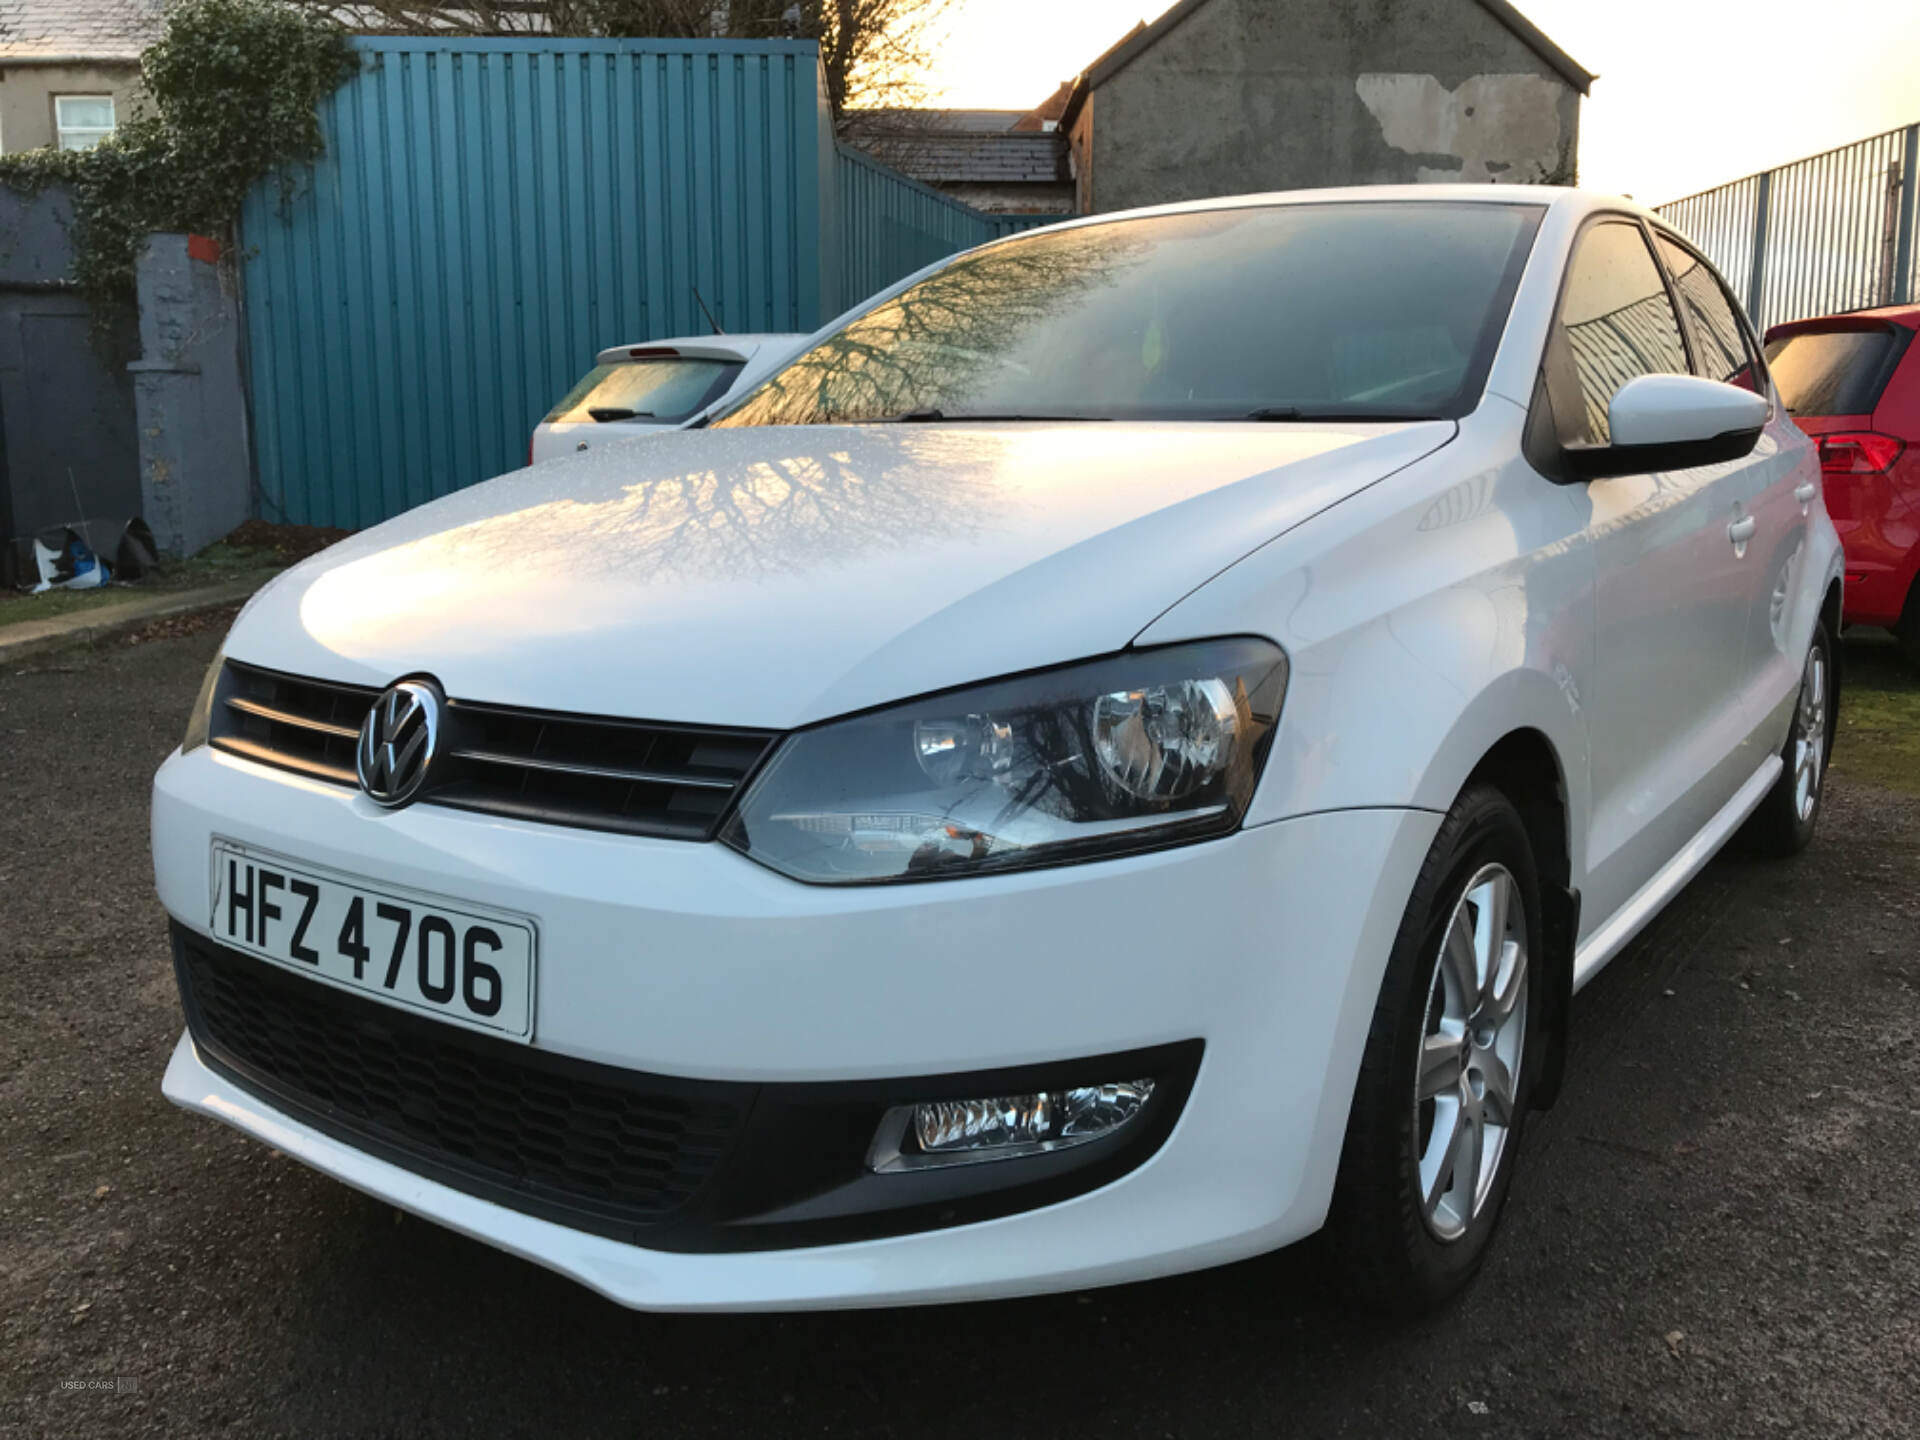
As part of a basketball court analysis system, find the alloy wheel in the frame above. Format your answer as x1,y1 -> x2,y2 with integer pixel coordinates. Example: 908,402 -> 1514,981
1413,863 -> 1528,1243
1792,646 -> 1828,822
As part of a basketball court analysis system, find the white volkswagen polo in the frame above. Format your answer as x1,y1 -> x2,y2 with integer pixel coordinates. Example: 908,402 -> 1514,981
154,187 -> 1840,1315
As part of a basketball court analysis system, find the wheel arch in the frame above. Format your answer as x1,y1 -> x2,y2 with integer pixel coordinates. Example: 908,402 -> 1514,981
1405,666 -> 1588,876
1822,576 -> 1844,736
1456,727 -> 1579,1111
1400,674 -> 1587,1115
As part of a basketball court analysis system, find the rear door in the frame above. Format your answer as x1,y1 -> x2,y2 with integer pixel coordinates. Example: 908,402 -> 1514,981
1652,231 -> 1811,774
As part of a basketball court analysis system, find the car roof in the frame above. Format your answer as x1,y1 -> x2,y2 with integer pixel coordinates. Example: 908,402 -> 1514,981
1765,304 -> 1920,336
592,333 -> 804,366
978,185 -> 1657,243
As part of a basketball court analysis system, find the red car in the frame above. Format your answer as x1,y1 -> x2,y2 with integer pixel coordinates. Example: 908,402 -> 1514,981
1765,305 -> 1920,662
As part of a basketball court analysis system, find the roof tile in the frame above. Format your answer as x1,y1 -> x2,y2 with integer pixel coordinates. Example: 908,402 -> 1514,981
0,0 -> 165,61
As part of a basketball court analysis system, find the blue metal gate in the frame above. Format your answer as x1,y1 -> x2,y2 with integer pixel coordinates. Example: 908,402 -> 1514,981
241,37 -> 832,528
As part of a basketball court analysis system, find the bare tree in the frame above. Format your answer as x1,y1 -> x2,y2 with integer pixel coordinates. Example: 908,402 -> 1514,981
798,0 -> 954,115
293,0 -> 952,115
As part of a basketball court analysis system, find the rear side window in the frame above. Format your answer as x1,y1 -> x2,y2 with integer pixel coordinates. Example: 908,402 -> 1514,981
1763,327 -> 1904,416
1654,235 -> 1761,392
1546,221 -> 1691,445
545,357 -> 743,425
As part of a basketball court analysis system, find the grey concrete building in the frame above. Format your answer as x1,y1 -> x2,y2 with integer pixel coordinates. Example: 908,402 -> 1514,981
0,0 -> 165,154
1060,0 -> 1592,215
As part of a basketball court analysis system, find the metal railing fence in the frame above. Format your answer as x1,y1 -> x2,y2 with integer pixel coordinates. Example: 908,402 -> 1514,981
1658,123 -> 1919,332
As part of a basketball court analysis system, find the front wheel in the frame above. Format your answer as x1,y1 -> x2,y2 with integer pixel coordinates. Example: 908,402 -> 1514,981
1320,785 -> 1543,1315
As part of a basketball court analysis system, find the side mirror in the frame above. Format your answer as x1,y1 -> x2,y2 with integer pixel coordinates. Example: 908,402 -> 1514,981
1563,374 -> 1769,481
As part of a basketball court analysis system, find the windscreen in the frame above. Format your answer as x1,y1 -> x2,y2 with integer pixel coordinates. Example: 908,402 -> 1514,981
715,202 -> 1541,427
545,357 -> 743,425
1764,326 -> 1903,416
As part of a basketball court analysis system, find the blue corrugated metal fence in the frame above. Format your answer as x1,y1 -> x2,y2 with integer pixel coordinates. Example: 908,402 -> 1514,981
989,213 -> 1061,238
830,146 -> 1065,310
834,143 -> 999,305
241,37 -> 1070,528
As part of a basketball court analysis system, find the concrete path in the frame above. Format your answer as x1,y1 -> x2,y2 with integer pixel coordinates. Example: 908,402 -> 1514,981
0,578 -> 262,666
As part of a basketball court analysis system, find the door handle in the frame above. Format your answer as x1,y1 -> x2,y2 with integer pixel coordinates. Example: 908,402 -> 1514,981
1728,515 -> 1757,553
1794,481 -> 1817,510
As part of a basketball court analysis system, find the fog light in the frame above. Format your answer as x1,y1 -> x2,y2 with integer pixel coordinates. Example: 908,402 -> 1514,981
869,1080 -> 1155,1172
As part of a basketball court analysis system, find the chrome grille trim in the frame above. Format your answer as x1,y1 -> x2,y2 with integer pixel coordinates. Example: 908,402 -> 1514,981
224,694 -> 362,740
205,660 -> 778,841
448,748 -> 741,790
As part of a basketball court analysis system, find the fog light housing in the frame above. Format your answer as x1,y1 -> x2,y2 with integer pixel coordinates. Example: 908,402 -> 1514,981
868,1079 -> 1155,1172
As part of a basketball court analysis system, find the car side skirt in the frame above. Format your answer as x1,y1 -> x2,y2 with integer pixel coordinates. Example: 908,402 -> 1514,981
1571,754 -> 1782,991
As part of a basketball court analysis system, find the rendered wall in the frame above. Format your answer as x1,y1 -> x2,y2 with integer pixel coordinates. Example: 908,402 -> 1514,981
1086,0 -> 1580,213
0,62 -> 141,155
132,235 -> 252,558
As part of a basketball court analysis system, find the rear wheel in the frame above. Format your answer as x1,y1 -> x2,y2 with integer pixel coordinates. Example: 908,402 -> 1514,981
1898,584 -> 1920,670
1321,785 -> 1542,1315
1740,622 -> 1834,857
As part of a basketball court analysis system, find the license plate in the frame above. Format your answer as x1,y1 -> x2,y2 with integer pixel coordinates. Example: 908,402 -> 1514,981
208,840 -> 536,1041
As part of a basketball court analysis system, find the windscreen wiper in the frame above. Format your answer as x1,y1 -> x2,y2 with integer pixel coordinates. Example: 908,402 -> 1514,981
589,407 -> 655,422
1241,406 -> 1440,422
882,408 -> 1109,423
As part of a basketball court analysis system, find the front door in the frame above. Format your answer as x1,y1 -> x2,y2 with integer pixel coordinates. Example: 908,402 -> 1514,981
1544,219 -> 1761,931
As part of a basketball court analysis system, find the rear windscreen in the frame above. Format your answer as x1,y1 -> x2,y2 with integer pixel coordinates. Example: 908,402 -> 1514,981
1763,326 -> 1903,416
544,357 -> 743,425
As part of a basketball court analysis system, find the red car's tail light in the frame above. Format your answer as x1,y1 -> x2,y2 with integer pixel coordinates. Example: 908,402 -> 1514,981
1816,431 -> 1905,477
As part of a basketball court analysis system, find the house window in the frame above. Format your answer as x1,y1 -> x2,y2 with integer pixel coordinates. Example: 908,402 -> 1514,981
54,96 -> 116,151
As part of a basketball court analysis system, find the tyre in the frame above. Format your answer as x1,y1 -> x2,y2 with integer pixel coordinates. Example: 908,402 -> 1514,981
1320,784 -> 1543,1315
1739,621 -> 1835,857
1898,585 -> 1920,671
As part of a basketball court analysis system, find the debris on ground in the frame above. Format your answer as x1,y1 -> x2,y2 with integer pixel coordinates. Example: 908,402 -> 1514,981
222,518 -> 352,565
120,603 -> 245,648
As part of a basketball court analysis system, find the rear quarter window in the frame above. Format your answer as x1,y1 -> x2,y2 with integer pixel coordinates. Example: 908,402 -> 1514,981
1763,327 -> 1907,416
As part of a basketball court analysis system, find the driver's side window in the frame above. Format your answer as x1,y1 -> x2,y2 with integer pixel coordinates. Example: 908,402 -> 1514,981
1545,222 -> 1692,445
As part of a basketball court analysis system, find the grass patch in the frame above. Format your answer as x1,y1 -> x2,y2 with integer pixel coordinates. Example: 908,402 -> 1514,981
1834,633 -> 1920,796
1,521 -> 347,627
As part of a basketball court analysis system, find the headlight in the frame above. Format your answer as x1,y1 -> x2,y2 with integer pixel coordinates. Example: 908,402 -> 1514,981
721,638 -> 1287,884
181,650 -> 226,754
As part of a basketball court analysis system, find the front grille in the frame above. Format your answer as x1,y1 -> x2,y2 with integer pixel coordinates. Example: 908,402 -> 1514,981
432,699 -> 775,840
208,661 -> 778,840
213,662 -> 375,785
175,930 -> 750,1233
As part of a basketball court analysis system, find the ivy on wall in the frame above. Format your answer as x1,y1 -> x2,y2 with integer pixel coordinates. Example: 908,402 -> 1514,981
0,0 -> 358,305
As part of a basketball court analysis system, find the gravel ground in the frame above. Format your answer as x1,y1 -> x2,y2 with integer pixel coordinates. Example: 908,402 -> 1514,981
2,629 -> 1916,1439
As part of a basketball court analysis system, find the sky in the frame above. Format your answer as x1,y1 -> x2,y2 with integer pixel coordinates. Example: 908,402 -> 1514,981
912,0 -> 1920,204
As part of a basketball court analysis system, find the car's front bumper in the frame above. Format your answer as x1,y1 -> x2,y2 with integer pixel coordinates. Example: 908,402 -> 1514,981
154,743 -> 1438,1310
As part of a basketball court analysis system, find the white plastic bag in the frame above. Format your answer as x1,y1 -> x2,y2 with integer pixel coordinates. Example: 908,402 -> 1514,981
31,527 -> 112,593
